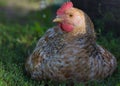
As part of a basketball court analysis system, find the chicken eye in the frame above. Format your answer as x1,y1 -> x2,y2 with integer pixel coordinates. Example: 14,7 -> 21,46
69,14 -> 73,17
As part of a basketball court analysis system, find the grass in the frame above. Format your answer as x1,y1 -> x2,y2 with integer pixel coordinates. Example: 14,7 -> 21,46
0,0 -> 40,9
0,1 -> 120,86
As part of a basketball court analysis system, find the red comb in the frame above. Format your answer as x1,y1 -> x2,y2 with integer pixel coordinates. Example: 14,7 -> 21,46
57,2 -> 73,15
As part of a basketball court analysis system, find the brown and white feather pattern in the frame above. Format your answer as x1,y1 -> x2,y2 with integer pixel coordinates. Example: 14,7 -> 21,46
25,26 -> 117,82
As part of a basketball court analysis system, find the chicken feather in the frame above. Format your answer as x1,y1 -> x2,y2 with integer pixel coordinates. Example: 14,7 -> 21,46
25,2 -> 117,83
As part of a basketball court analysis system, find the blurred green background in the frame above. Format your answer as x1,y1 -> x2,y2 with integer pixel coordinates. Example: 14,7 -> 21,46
0,0 -> 120,86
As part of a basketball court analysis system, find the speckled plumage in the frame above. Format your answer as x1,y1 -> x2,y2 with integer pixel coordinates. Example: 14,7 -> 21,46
25,2 -> 117,83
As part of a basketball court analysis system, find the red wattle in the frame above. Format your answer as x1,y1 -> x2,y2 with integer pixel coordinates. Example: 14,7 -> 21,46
59,23 -> 73,32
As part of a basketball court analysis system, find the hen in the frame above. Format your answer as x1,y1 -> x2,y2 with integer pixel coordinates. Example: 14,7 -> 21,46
25,2 -> 117,82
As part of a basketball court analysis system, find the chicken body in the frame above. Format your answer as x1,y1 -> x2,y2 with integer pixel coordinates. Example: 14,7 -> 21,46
25,2 -> 117,82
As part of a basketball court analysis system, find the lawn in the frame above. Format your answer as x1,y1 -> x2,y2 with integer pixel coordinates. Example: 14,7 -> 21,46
0,1 -> 120,86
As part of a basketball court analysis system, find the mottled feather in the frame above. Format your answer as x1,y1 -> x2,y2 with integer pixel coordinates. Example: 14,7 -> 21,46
25,2 -> 117,83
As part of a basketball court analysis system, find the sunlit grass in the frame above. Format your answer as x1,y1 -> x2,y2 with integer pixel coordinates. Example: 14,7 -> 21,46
0,0 -> 40,13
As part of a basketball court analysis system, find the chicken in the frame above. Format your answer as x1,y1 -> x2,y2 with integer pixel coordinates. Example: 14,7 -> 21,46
25,2 -> 117,82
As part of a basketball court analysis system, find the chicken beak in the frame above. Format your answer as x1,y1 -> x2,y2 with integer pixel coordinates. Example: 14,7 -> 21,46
53,17 -> 63,23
